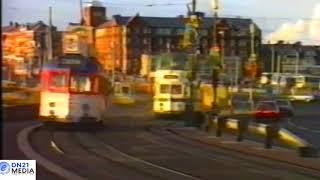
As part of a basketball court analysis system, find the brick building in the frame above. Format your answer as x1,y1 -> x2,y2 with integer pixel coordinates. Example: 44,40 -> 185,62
95,14 -> 262,75
2,21 -> 62,77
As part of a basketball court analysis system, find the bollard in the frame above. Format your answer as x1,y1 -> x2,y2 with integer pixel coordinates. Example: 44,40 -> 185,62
236,119 -> 249,142
265,124 -> 280,149
216,117 -> 226,137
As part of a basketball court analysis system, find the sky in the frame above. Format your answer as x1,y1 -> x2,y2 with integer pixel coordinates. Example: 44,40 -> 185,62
2,0 -> 320,45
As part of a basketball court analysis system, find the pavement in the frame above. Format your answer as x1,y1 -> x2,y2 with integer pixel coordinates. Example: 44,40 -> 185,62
168,127 -> 320,173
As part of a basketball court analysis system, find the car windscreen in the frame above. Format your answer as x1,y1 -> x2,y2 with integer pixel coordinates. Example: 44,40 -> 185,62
276,100 -> 289,106
256,103 -> 277,111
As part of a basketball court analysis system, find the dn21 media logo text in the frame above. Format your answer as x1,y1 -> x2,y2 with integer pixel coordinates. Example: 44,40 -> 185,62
0,160 -> 36,179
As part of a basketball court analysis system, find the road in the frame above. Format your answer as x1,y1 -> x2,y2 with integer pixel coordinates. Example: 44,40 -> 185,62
3,114 -> 65,180
284,101 -> 320,149
3,97 -> 320,180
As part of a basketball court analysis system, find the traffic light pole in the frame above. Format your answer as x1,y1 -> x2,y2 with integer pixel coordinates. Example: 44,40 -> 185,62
212,0 -> 219,114
249,23 -> 257,109
184,0 -> 203,127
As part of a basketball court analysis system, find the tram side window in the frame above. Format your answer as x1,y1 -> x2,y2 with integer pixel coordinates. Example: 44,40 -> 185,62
172,85 -> 182,94
70,75 -> 93,93
122,86 -> 130,94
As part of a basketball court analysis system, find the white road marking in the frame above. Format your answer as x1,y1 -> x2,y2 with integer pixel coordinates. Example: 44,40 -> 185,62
17,124 -> 86,180
99,138 -> 203,180
50,140 -> 64,154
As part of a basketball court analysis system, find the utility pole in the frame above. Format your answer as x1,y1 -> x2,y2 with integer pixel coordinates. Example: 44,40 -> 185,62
80,0 -> 84,24
235,58 -> 239,88
277,54 -> 281,94
211,0 -> 220,113
184,0 -> 204,126
295,50 -> 300,75
248,23 -> 257,109
192,0 -> 196,13
271,44 -> 274,73
277,54 -> 281,75
47,6 -> 53,61
111,43 -> 116,87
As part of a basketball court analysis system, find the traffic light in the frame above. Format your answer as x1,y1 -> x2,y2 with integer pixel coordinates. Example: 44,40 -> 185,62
181,14 -> 203,49
245,61 -> 258,78
209,46 -> 222,71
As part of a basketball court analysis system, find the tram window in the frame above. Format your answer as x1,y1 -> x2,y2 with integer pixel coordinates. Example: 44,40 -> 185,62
48,72 -> 68,91
160,84 -> 170,94
122,86 -> 130,94
70,75 -> 92,93
172,85 -> 182,94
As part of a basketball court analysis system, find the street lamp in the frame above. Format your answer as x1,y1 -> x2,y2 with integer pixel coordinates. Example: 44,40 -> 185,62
210,0 -> 222,115
248,22 -> 257,109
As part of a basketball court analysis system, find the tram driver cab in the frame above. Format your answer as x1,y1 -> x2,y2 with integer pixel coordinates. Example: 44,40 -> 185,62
39,55 -> 108,123
153,70 -> 190,116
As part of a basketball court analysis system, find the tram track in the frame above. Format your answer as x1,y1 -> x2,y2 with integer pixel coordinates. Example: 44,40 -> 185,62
21,119 -> 320,180
147,126 -> 320,179
93,124 -> 319,180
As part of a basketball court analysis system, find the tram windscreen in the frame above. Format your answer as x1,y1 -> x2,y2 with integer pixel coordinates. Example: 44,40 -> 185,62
48,72 -> 68,92
160,84 -> 171,94
70,75 -> 98,93
159,84 -> 182,94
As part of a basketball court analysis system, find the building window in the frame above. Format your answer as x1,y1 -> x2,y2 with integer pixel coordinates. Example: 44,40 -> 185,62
199,29 -> 208,36
230,40 -> 235,47
239,40 -> 247,47
143,38 -> 148,45
176,28 -> 184,35
158,38 -> 163,45
132,27 -> 140,34
155,28 -> 171,35
143,28 -> 149,34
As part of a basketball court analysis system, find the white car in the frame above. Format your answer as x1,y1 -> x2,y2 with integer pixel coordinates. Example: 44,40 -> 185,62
288,94 -> 314,102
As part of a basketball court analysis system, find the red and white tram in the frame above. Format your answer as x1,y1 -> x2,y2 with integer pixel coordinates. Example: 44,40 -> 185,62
39,55 -> 108,123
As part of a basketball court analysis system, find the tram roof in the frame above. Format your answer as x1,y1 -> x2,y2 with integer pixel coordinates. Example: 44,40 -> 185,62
42,55 -> 103,74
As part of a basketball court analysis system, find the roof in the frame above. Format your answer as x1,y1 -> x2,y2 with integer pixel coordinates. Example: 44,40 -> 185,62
97,15 -> 253,31
2,26 -> 17,33
2,21 -> 49,33
43,55 -> 103,74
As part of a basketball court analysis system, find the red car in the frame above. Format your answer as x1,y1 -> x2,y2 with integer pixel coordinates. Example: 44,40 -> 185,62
255,101 -> 281,122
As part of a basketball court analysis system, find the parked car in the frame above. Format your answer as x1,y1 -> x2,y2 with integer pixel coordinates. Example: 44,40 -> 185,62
288,94 -> 314,102
275,99 -> 294,117
255,101 -> 281,123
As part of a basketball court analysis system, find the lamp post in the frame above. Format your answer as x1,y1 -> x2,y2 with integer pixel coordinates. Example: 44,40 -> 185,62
248,23 -> 257,109
47,6 -> 53,61
210,0 -> 221,114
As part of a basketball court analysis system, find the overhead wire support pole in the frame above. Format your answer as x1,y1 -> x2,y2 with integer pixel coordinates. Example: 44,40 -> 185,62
80,0 -> 84,23
211,0 -> 219,113
47,6 -> 53,62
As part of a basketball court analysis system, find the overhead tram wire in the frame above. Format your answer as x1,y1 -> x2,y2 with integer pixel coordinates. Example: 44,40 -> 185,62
219,13 -> 320,22
93,1 -> 187,7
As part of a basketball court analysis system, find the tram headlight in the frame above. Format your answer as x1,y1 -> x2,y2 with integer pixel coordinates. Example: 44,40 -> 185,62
49,110 -> 55,116
49,102 -> 55,107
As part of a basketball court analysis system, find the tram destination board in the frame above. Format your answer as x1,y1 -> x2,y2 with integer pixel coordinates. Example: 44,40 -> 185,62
58,56 -> 86,68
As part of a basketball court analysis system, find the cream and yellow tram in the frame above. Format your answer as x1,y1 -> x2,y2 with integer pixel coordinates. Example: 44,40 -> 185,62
153,70 -> 190,116
39,55 -> 108,123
